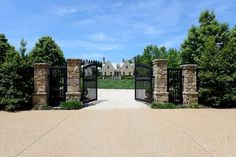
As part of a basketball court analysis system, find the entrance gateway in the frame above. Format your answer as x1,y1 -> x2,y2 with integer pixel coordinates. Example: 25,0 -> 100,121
81,63 -> 154,104
47,60 -> 184,106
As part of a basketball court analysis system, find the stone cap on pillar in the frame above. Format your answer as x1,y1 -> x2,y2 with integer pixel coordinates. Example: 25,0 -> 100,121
180,64 -> 198,70
66,58 -> 81,64
152,59 -> 167,63
33,63 -> 50,68
152,59 -> 167,66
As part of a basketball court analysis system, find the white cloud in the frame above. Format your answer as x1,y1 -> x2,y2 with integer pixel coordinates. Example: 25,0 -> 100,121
130,23 -> 162,35
56,7 -> 78,16
58,40 -> 124,51
81,52 -> 106,59
88,32 -> 110,41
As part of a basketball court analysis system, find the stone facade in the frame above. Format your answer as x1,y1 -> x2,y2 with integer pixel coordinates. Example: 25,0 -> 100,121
120,61 -> 134,76
153,59 -> 169,102
181,64 -> 198,106
101,61 -> 116,76
32,63 -> 50,105
66,59 -> 81,101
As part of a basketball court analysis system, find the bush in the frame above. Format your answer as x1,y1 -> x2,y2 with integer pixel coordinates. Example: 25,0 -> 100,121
33,104 -> 52,110
187,103 -> 199,109
151,102 -> 176,109
60,100 -> 83,110
0,51 -> 34,111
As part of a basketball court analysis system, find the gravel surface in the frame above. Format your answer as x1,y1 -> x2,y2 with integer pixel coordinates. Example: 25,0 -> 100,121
0,89 -> 236,157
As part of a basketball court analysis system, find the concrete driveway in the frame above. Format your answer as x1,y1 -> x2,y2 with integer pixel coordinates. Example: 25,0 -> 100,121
1,109 -> 236,157
84,89 -> 149,109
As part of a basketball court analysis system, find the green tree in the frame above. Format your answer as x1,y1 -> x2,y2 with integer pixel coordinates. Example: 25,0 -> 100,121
167,48 -> 180,68
135,45 -> 168,66
29,36 -> 65,66
0,49 -> 22,111
0,33 -> 14,64
135,45 -> 180,68
19,38 -> 27,58
181,10 -> 235,107
181,10 -> 230,64
0,35 -> 34,111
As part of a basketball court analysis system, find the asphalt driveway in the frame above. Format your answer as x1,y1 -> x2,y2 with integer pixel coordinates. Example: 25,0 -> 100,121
1,109 -> 236,157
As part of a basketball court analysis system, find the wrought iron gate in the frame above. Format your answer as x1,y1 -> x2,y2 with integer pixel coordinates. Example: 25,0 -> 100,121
82,63 -> 98,103
167,68 -> 183,104
49,66 -> 67,106
135,64 -> 153,103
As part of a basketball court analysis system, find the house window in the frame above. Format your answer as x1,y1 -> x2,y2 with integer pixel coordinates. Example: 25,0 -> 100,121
126,65 -> 128,69
107,66 -> 109,69
123,72 -> 125,76
110,72 -> 112,76
105,72 -> 106,76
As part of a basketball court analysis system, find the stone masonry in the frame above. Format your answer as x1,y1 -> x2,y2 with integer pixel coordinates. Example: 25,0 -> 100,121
32,63 -> 50,105
66,59 -> 82,101
181,64 -> 198,106
153,59 -> 169,103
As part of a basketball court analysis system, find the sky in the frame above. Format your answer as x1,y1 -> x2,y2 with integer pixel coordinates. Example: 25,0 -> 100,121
1,0 -> 236,63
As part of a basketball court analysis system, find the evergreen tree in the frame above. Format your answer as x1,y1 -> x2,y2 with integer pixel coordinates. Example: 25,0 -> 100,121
29,36 -> 65,66
19,38 -> 27,58
0,35 -> 33,111
0,33 -> 14,64
181,10 -> 230,64
182,10 -> 235,107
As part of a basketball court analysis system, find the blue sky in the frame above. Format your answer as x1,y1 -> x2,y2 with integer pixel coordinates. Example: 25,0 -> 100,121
1,0 -> 236,62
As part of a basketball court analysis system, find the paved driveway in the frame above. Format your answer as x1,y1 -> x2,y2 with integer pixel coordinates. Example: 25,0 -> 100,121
84,89 -> 149,109
1,109 -> 236,157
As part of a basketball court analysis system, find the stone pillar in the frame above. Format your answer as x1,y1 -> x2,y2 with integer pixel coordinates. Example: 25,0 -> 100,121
181,64 -> 198,106
33,63 -> 50,105
66,59 -> 81,101
153,59 -> 169,103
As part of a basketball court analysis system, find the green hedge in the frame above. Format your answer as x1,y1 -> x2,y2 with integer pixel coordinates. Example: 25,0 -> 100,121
151,102 -> 176,109
60,100 -> 83,110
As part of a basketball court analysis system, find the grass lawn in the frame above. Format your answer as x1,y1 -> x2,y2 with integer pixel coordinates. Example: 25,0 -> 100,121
98,79 -> 134,89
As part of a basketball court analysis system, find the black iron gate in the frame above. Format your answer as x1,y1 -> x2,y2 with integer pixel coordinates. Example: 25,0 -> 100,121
82,63 -> 98,103
167,68 -> 183,104
135,64 -> 153,103
49,66 -> 67,106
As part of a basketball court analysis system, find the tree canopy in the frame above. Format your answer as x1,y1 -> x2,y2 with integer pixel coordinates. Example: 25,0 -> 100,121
181,10 -> 230,64
181,10 -> 236,107
0,34 -> 14,64
135,45 -> 180,68
29,36 -> 65,66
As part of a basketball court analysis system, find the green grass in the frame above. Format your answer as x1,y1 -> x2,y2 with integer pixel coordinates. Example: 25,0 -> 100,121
98,79 -> 134,89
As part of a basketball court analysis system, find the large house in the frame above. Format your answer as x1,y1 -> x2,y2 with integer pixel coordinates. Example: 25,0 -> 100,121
101,61 -> 116,77
101,60 -> 134,78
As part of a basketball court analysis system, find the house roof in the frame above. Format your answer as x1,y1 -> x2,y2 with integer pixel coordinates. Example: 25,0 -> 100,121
102,61 -> 134,70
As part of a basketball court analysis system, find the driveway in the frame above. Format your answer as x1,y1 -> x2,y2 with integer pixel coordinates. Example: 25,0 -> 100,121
1,109 -> 236,157
84,89 -> 149,110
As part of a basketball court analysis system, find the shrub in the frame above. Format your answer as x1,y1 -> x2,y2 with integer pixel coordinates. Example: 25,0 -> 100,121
60,100 -> 83,110
187,103 -> 199,109
151,102 -> 176,109
0,51 -> 34,111
33,104 -> 52,110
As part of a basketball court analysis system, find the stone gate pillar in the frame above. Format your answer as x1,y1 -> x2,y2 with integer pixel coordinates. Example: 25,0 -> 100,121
33,63 -> 50,105
153,59 -> 169,103
66,59 -> 81,101
180,64 -> 198,106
